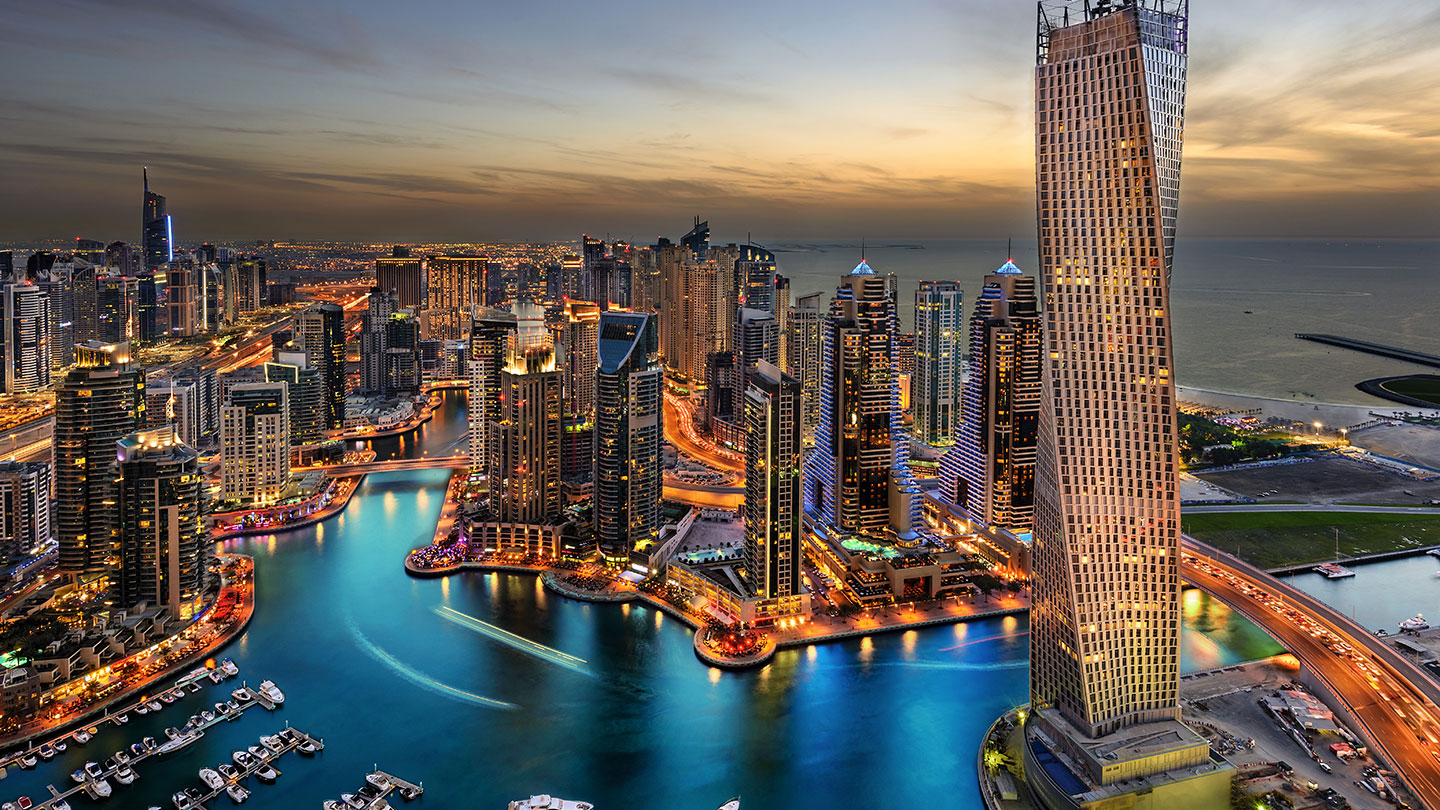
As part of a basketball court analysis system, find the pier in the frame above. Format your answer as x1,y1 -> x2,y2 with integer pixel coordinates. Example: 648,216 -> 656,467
173,726 -> 324,809
1295,333 -> 1440,369
8,674 -> 289,810
327,769 -> 424,809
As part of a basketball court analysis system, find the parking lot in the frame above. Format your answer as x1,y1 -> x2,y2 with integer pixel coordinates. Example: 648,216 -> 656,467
1196,456 -> 1440,505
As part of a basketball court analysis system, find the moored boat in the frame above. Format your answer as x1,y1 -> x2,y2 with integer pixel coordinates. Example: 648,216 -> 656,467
1314,562 -> 1355,579
1399,613 -> 1430,632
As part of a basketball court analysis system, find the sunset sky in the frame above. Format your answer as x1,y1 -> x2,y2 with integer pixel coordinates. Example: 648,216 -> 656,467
3,0 -> 1437,243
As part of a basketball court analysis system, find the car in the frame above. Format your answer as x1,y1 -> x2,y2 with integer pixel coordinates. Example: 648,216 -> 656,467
1319,762 -> 1333,774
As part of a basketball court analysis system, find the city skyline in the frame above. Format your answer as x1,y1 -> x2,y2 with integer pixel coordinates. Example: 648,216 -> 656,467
2,1 -> 1437,242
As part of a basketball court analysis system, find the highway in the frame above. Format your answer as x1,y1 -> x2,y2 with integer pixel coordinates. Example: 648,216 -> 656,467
662,392 -> 744,475
325,455 -> 468,476
1183,537 -> 1440,808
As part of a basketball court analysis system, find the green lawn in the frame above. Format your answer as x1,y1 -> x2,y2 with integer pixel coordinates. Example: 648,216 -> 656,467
1181,510 -> 1440,569
1380,375 -> 1440,406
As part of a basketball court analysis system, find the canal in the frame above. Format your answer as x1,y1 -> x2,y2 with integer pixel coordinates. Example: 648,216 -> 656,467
0,391 -> 1284,810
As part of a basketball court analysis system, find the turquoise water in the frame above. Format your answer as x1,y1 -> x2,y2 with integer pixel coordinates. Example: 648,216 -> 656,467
0,392 -> 1282,809
1290,554 -> 1440,635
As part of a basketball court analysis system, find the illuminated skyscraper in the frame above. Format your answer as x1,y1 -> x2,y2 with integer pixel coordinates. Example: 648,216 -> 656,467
558,300 -> 600,418
913,281 -> 963,446
141,168 -> 173,272
165,259 -> 201,337
786,292 -> 824,441
427,255 -> 488,340
266,353 -> 325,446
743,360 -> 803,600
376,247 -> 424,309
593,311 -> 662,566
944,261 -> 1040,532
116,426 -> 207,618
145,378 -> 202,448
55,341 -> 144,576
0,461 -> 50,567
487,335 -> 563,532
803,261 -> 898,540
468,307 -> 518,473
1,283 -> 52,393
221,382 -> 290,505
1019,6 -> 1227,807
294,303 -> 347,429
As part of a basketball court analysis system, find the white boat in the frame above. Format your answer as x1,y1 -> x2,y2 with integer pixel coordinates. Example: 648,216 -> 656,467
18,755 -> 35,769
73,730 -> 91,744
71,769 -> 87,784
115,766 -> 137,785
719,802 -> 741,810
296,739 -> 318,756
134,704 -> 149,715
1400,614 -> 1430,632
257,680 -> 285,705
37,744 -> 54,761
200,768 -> 226,790
259,735 -> 284,754
247,744 -> 269,761
227,784 -> 250,804
209,671 -> 225,684
221,659 -> 239,677
232,750 -> 253,768
365,772 -> 389,790
255,764 -> 278,784
157,731 -> 201,755
114,713 -> 129,724
341,794 -> 364,810
324,801 -> 345,810
54,740 -> 67,753
1314,563 -> 1355,580
84,761 -> 104,779
508,796 -> 596,810
148,701 -> 162,711
52,802 -> 70,810
231,687 -> 254,702
89,779 -> 112,799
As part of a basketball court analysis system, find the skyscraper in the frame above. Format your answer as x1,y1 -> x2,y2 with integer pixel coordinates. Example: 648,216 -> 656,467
165,259 -> 201,337
468,307 -> 518,473
0,461 -> 50,568
786,292 -> 824,441
141,168 -> 173,272
97,275 -> 137,344
913,281 -> 964,446
135,273 -> 159,346
362,287 -> 399,395
426,255 -> 487,340
221,382 -> 290,504
266,354 -> 325,446
558,300 -> 600,418
736,244 -> 776,313
294,303 -> 347,429
593,311 -> 662,566
116,426 -> 207,618
487,336 -> 563,530
1,283 -> 52,393
804,261 -> 898,540
947,260 -> 1040,532
1023,3 -> 1206,800
32,263 -> 74,370
145,378 -> 203,448
743,360 -> 804,601
376,247 -> 425,309
55,341 -> 145,576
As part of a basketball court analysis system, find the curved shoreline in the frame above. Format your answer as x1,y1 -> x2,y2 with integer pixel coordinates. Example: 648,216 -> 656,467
0,555 -> 257,749
1356,375 -> 1440,410
328,381 -> 469,442
211,475 -> 363,541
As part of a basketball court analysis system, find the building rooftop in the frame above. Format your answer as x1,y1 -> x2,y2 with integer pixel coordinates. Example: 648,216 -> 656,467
996,259 -> 1023,275
849,259 -> 876,276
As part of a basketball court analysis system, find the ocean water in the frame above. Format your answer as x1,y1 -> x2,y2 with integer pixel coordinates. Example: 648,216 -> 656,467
0,393 -> 1284,810
765,237 -> 1440,405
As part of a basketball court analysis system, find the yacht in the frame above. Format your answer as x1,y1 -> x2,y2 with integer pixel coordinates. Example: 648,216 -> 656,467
165,727 -> 184,740
115,766 -> 137,786
341,794 -> 364,809
296,738 -> 318,756
72,730 -> 91,745
148,700 -> 163,711
53,739 -> 67,753
114,713 -> 129,724
259,735 -> 284,754
88,779 -> 112,799
142,736 -> 158,751
219,764 -> 241,781
209,670 -> 225,685
257,680 -> 285,705
201,768 -> 226,790
134,703 -> 149,715
226,699 -> 241,711
84,761 -> 104,779
202,710 -> 216,723
324,801 -> 346,810
507,796 -> 596,810
231,687 -> 254,702
160,692 -> 176,705
221,659 -> 240,677
227,784 -> 250,804
232,750 -> 254,768
37,744 -> 54,761
255,764 -> 279,784
1314,563 -> 1355,579
365,772 -> 389,790
18,754 -> 35,769
247,744 -> 269,761
1400,614 -> 1430,632
71,769 -> 88,784
157,731 -> 201,755
115,749 -> 131,764
130,742 -> 146,757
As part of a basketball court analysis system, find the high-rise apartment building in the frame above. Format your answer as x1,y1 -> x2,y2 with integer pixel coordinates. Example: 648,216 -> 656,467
737,245 -> 776,313
593,311 -> 662,566
803,262 -> 898,540
742,360 -> 803,600
141,169 -> 173,272
33,263 -> 75,370
266,354 -> 325,446
173,366 -> 220,448
221,382 -> 290,504
116,426 -> 207,618
0,461 -> 50,567
145,378 -> 203,449
426,255 -> 487,340
786,292 -> 824,441
1,283 -> 52,393
362,287 -> 399,395
468,307 -> 518,473
488,339 -> 563,527
293,303 -> 346,429
913,281 -> 964,446
165,259 -> 201,337
55,341 -> 145,576
376,247 -> 424,309
558,300 -> 600,418
1020,8 -> 1213,804
97,275 -> 137,344
946,261 -> 1041,532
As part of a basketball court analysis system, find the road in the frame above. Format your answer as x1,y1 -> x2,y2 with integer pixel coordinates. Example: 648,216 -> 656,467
326,455 -> 469,475
1183,537 -> 1440,808
662,393 -> 744,475
1183,504 -> 1440,515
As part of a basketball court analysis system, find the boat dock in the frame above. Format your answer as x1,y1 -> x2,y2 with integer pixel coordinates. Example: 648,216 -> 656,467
330,769 -> 424,809
173,727 -> 324,810
23,677 -> 284,810
1295,333 -> 1440,369
0,661 -> 241,774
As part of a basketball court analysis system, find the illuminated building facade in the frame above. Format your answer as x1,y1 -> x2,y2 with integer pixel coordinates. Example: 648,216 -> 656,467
558,300 -> 600,418
468,307 -> 518,473
593,311 -> 662,566
487,338 -> 563,527
786,292 -> 824,441
141,168 -> 173,272
426,255 -> 488,340
743,360 -> 804,600
144,378 -> 202,448
116,426 -> 207,618
55,341 -> 144,576
1023,6 -> 1210,799
913,281 -> 963,446
266,354 -> 325,446
294,303 -> 347,429
376,246 -> 424,309
946,260 -> 1040,532
221,382 -> 290,505
0,461 -> 50,567
1,283 -> 52,393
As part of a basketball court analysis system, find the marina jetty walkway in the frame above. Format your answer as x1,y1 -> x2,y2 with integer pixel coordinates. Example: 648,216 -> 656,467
327,768 -> 424,809
210,477 -> 361,540
174,726 -> 324,810
406,547 -> 1029,670
1296,333 -> 1440,369
0,555 -> 256,750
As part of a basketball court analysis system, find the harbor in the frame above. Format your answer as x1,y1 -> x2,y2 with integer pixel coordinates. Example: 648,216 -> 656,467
172,725 -> 323,809
322,769 -> 423,810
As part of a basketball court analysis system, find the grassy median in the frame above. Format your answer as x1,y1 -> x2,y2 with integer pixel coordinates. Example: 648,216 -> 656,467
1182,510 -> 1440,569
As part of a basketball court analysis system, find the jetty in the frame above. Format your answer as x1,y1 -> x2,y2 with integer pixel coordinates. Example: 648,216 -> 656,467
1295,333 -> 1440,369
326,769 -> 424,809
172,726 -> 324,809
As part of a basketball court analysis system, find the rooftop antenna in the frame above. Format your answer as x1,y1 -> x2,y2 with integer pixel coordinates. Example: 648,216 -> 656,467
143,166 -> 148,193
861,237 -> 866,261
1007,237 -> 1012,260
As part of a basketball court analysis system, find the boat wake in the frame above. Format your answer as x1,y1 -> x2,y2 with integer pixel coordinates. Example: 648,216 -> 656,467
938,629 -> 1029,652
433,605 -> 594,677
344,613 -> 517,710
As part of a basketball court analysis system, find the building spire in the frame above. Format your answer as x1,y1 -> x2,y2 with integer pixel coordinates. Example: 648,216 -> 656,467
143,166 -> 149,193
